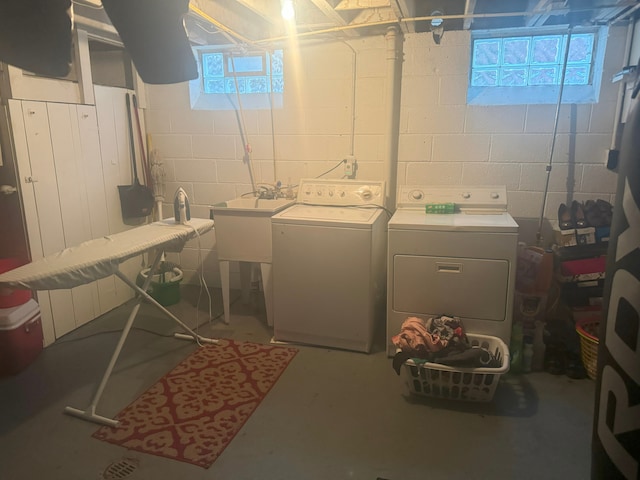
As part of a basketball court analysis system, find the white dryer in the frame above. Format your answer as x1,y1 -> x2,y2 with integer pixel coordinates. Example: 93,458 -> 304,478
271,179 -> 387,353
387,185 -> 519,356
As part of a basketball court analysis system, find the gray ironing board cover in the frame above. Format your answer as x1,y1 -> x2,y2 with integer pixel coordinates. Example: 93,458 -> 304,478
0,218 -> 213,291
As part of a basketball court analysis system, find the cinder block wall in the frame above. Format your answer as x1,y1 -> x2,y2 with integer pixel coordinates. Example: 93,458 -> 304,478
400,28 -> 624,238
145,27 -> 626,287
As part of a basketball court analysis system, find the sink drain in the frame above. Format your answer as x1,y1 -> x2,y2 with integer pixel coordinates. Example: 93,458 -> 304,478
102,457 -> 139,479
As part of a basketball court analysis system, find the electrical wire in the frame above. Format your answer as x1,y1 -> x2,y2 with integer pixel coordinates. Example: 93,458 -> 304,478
48,294 -> 243,346
537,26 -> 573,247
228,54 -> 259,196
186,224 -> 213,343
298,201 -> 394,218
315,159 -> 347,178
267,53 -> 279,183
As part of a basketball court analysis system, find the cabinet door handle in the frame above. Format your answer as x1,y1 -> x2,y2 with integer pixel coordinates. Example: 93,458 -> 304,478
24,176 -> 38,183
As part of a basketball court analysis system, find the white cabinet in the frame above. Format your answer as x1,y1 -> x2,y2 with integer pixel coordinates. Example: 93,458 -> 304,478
7,95 -> 138,344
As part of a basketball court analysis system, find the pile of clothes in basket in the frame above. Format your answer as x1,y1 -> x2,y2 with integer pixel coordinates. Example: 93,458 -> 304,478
392,315 -> 502,374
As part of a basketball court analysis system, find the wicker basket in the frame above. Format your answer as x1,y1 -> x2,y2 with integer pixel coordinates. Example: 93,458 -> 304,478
576,319 -> 599,380
400,334 -> 510,402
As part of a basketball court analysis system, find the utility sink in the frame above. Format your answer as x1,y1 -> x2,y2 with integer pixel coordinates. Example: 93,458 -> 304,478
214,197 -> 295,214
211,197 -> 296,263
211,196 -> 296,327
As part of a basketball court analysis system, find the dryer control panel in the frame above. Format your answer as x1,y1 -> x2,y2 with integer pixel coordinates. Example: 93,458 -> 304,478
398,185 -> 508,212
297,178 -> 385,206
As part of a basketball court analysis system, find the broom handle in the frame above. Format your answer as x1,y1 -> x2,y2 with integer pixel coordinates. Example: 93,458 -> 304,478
125,93 -> 140,183
132,94 -> 152,187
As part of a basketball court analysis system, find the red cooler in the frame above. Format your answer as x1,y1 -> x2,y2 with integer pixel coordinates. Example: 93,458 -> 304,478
0,258 -> 32,308
0,299 -> 43,377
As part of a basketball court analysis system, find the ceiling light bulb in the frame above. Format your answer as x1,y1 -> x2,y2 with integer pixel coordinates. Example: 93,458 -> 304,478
281,0 -> 295,20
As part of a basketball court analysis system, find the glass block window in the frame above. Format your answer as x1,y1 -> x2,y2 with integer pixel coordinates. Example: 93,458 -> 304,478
201,50 -> 284,95
471,33 -> 594,87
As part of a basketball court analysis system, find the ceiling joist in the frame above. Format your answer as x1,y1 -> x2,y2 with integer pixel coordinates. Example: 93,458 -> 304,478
185,0 -> 638,47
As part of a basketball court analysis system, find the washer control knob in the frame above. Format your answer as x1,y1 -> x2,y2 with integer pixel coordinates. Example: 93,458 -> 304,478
317,189 -> 323,196
491,192 -> 500,199
359,187 -> 373,200
462,192 -> 471,199
411,190 -> 424,200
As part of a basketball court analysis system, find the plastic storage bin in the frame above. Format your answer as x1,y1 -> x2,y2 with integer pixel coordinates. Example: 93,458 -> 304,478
400,334 -> 510,402
0,299 -> 43,377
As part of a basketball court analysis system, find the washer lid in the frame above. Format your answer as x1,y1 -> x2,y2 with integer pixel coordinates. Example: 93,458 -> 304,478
272,204 -> 383,226
388,209 -> 519,232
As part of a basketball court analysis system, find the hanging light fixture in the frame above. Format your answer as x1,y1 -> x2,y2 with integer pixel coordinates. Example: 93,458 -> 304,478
281,0 -> 295,21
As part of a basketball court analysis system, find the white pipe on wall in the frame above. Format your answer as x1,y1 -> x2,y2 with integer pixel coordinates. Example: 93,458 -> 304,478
384,26 -> 403,211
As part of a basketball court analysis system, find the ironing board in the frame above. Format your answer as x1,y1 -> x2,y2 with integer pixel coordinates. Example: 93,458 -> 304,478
0,218 -> 217,427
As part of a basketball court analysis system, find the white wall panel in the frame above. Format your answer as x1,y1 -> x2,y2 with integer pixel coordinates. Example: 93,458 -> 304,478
48,103 -> 98,332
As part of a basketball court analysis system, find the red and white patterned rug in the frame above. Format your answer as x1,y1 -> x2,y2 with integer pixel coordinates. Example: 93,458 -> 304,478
93,339 -> 298,468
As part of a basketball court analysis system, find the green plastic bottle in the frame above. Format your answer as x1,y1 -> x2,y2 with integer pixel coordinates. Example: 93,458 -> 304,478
424,202 -> 455,214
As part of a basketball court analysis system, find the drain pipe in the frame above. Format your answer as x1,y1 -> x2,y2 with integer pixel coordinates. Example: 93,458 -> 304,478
384,26 -> 403,211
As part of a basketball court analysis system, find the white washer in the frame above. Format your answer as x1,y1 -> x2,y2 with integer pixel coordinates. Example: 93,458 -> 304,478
387,185 -> 519,356
271,179 -> 387,353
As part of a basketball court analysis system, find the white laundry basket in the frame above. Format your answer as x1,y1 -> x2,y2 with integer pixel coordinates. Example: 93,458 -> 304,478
400,334 -> 510,402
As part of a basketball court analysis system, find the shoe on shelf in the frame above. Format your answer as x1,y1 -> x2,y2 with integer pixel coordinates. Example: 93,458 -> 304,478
596,199 -> 613,226
571,200 -> 588,228
584,199 -> 602,227
558,203 -> 573,230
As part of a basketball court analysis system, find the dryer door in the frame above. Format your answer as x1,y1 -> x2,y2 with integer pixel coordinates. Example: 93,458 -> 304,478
393,254 -> 509,321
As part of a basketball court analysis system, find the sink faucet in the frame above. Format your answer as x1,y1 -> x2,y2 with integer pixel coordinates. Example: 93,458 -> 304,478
256,182 -> 295,200
257,185 -> 275,199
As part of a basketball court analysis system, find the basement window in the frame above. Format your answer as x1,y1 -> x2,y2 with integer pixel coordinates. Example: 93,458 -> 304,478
189,47 -> 284,110
467,26 -> 608,105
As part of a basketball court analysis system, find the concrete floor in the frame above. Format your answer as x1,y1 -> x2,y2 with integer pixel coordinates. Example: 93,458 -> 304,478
0,286 -> 595,480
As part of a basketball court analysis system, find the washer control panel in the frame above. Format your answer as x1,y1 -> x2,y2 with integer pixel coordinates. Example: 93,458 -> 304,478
398,185 -> 508,211
297,179 -> 385,206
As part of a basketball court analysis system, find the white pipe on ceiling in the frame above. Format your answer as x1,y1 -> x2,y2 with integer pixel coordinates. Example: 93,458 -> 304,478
383,25 -> 403,211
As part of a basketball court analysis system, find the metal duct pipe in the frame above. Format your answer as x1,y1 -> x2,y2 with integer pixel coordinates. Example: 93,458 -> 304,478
384,25 -> 403,211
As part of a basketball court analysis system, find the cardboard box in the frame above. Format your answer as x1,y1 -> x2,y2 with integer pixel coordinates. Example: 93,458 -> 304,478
553,226 -> 577,247
0,299 -> 43,377
595,225 -> 610,243
576,227 -> 596,246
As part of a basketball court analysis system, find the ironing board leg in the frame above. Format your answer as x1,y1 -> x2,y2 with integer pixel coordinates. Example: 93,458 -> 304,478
64,252 -> 165,427
115,272 -> 219,346
64,299 -> 144,427
64,251 -> 218,427
220,260 -> 231,324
